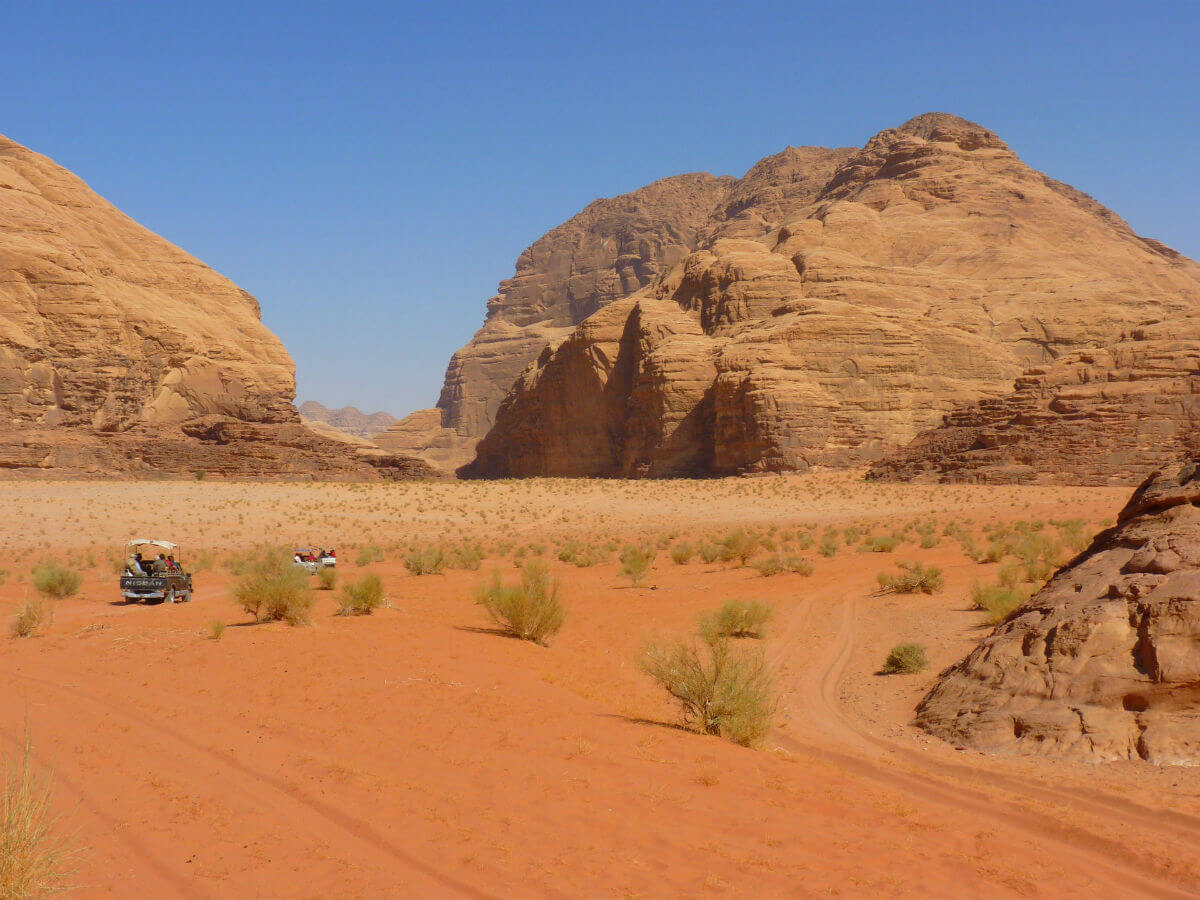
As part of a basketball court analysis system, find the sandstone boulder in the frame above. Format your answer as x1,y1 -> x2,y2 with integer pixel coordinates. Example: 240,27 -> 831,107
917,460 -> 1200,764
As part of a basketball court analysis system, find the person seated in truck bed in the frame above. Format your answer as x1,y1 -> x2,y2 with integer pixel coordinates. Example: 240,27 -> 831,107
125,553 -> 145,576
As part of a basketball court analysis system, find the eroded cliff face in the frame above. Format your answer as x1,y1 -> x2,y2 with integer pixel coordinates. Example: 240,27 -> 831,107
0,134 -> 434,479
917,460 -> 1200,765
463,113 -> 1200,478
377,149 -> 856,470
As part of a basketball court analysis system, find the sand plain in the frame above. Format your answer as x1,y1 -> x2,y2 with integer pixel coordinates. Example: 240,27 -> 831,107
2,472 -> 1199,899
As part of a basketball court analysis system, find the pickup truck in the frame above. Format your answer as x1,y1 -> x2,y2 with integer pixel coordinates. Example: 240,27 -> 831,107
120,539 -> 193,604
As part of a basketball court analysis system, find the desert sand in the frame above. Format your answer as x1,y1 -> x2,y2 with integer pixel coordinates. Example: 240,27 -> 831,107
3,473 -> 1200,898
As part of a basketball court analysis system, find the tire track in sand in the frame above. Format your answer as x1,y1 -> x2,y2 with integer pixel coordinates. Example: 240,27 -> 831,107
2,669 -> 499,900
773,594 -> 1200,899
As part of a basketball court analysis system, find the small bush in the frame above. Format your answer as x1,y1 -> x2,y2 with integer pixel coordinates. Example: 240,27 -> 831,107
620,545 -> 655,587
317,567 -> 338,591
881,642 -> 928,674
356,544 -> 385,567
10,597 -> 49,639
0,734 -> 79,898
208,620 -> 226,641
751,554 -> 812,577
639,631 -> 774,747
474,561 -> 565,644
698,543 -> 722,565
720,529 -> 759,566
669,542 -> 695,565
30,563 -> 81,600
702,600 -> 774,639
447,544 -> 483,571
818,535 -> 839,558
404,547 -> 446,575
338,572 -> 385,616
863,535 -> 900,553
234,549 -> 313,625
877,562 -> 944,594
970,582 -> 1029,624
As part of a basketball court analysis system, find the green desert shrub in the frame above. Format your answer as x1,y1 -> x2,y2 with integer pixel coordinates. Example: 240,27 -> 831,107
669,542 -> 695,565
620,545 -> 655,587
316,567 -> 338,590
719,529 -> 759,566
0,734 -> 79,899
10,596 -> 49,639
208,620 -> 226,641
447,544 -> 483,571
355,544 -> 385,567
970,582 -> 1029,624
701,600 -> 774,639
698,543 -> 723,565
404,547 -> 446,576
863,535 -> 901,554
639,631 -> 774,747
30,562 -> 81,600
877,562 -> 944,594
818,534 -> 840,558
751,554 -> 813,577
338,572 -> 385,616
474,561 -> 565,644
881,642 -> 929,675
234,549 -> 313,625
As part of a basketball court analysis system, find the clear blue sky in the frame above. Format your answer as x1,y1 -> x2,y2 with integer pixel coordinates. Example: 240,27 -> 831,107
1,1 -> 1196,416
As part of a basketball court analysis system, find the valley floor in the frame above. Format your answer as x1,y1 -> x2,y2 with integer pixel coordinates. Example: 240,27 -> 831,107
1,473 -> 1198,898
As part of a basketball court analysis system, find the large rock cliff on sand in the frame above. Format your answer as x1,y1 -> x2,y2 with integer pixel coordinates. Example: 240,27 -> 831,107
458,114 -> 1200,477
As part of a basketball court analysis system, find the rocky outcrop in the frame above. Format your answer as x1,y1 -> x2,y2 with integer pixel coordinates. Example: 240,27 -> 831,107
917,460 -> 1200,764
0,133 -> 431,479
870,331 -> 1200,485
299,401 -> 398,438
463,113 -> 1200,477
389,149 -> 855,470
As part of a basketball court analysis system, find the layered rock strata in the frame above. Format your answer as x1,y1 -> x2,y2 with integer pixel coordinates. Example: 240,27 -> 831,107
461,114 -> 1200,477
917,459 -> 1200,764
0,133 -> 432,479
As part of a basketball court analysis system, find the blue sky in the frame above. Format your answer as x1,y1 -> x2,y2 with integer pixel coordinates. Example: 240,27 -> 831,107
1,1 -> 1196,416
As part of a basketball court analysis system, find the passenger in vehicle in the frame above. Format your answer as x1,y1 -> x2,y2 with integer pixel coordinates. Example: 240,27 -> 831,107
153,553 -> 169,574
125,552 -> 145,575
167,555 -> 179,572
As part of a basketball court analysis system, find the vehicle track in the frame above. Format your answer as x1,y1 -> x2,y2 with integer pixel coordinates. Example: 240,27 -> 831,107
2,669 -> 500,900
773,592 -> 1200,898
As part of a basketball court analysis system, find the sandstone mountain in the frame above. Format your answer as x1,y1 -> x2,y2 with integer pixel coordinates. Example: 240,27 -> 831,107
918,459 -> 1200,764
393,112 -> 1200,478
299,401 -> 399,439
0,134 -> 434,479
377,148 -> 855,470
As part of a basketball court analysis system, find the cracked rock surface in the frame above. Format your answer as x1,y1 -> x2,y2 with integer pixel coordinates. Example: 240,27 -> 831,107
917,460 -> 1200,764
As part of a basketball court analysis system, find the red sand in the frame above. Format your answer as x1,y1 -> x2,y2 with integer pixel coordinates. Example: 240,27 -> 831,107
2,476 -> 1198,898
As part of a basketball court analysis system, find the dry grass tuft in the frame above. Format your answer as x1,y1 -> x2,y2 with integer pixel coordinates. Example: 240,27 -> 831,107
475,561 -> 566,644
639,631 -> 774,747
10,596 -> 50,640
338,572 -> 385,616
1,733 -> 80,899
881,642 -> 928,674
30,563 -> 80,600
877,562 -> 943,594
701,600 -> 774,640
234,549 -> 314,626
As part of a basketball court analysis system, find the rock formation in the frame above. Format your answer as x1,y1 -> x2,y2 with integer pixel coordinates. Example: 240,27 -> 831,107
381,149 -> 855,470
0,133 -> 433,479
917,459 -> 1200,764
299,401 -> 398,439
869,330 -> 1200,485
459,113 -> 1200,477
